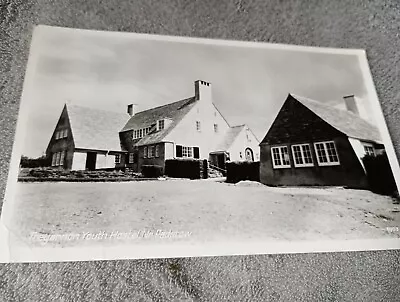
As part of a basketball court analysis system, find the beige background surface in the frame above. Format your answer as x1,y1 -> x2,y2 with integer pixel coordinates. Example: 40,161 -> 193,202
1,0 -> 400,301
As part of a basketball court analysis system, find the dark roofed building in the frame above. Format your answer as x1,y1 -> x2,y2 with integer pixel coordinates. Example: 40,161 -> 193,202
259,93 -> 385,188
45,104 -> 129,171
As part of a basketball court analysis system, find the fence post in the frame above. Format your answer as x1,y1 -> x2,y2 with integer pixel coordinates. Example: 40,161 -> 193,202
202,159 -> 208,179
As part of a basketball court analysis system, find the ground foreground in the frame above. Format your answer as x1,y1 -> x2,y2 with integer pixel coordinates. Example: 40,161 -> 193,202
6,180 -> 400,248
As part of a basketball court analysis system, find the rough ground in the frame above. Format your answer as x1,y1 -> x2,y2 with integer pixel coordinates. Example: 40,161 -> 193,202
6,180 -> 400,248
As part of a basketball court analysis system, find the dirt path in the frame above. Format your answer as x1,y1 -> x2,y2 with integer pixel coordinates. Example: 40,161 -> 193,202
6,180 -> 400,248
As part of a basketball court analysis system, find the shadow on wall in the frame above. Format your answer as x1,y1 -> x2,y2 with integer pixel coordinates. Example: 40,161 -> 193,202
362,153 -> 398,196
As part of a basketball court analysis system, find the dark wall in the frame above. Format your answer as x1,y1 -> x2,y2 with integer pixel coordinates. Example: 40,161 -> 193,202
45,105 -> 75,170
260,136 -> 368,188
138,143 -> 165,172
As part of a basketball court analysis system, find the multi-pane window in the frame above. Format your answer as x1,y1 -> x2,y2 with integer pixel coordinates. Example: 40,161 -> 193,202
182,146 -> 193,158
115,154 -> 121,164
291,144 -> 313,167
363,144 -> 375,156
143,147 -> 148,158
196,121 -> 201,131
60,151 -> 65,165
148,146 -> 155,158
129,153 -> 134,163
55,129 -> 68,140
314,141 -> 340,166
214,124 -> 218,133
155,145 -> 159,157
51,151 -> 65,167
271,146 -> 291,168
158,120 -> 164,130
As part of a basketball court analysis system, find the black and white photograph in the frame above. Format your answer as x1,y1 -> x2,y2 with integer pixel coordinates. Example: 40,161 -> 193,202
1,25 -> 400,263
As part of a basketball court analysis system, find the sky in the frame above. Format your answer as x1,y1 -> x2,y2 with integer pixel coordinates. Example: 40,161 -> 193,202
21,26 -> 374,157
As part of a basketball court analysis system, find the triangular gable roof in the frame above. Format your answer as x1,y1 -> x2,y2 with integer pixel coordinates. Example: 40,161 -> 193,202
120,97 -> 197,146
214,125 -> 246,151
290,94 -> 382,143
66,104 -> 129,151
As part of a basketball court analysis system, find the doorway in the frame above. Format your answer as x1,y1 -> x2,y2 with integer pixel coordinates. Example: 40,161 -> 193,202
85,152 -> 97,170
245,148 -> 254,162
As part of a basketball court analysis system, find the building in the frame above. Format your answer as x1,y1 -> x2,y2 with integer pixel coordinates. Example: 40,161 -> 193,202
119,80 -> 260,173
259,93 -> 384,188
46,80 -> 260,172
45,104 -> 128,171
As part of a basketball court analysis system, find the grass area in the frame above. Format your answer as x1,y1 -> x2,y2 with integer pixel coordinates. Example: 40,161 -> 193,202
6,180 -> 400,248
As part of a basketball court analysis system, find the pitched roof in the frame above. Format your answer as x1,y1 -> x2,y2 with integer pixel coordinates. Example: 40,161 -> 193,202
66,104 -> 129,151
120,97 -> 198,146
214,125 -> 245,151
290,94 -> 382,143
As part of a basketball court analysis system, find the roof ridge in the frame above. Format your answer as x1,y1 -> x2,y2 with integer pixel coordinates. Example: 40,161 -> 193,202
135,96 -> 195,115
66,103 -> 129,116
290,93 -> 377,127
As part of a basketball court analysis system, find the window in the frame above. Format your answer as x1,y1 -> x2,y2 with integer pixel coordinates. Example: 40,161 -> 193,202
148,146 -> 155,158
271,146 -> 291,168
196,121 -> 201,131
214,124 -> 218,133
55,131 -> 60,140
291,144 -> 313,167
155,145 -> 159,157
115,154 -> 121,164
144,147 -> 147,158
51,151 -> 65,166
182,146 -> 193,158
55,152 -> 61,166
129,153 -> 134,163
62,129 -> 68,138
314,141 -> 340,166
60,151 -> 65,165
52,153 -> 57,166
158,120 -> 164,130
363,143 -> 375,156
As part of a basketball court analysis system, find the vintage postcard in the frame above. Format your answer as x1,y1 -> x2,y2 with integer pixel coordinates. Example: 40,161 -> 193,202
1,25 -> 400,263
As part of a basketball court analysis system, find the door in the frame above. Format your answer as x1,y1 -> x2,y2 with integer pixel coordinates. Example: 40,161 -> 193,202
217,153 -> 226,169
85,152 -> 97,170
245,148 -> 254,162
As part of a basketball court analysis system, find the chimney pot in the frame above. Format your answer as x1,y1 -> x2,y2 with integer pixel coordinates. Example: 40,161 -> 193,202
127,104 -> 137,116
194,80 -> 212,102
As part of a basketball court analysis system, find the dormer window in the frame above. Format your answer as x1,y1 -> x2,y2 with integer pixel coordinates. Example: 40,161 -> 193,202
196,121 -> 201,131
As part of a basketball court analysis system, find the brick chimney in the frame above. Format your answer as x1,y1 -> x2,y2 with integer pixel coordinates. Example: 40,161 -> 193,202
127,104 -> 137,116
194,80 -> 212,103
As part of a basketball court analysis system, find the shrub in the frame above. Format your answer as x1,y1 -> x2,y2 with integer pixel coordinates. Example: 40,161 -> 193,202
226,161 -> 260,183
165,159 -> 203,179
141,165 -> 163,178
362,153 -> 397,196
20,155 -> 51,168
